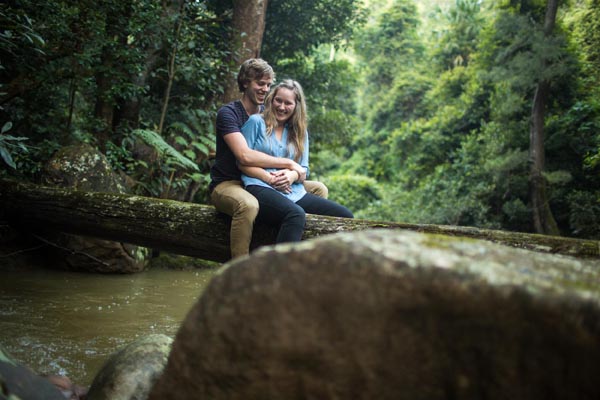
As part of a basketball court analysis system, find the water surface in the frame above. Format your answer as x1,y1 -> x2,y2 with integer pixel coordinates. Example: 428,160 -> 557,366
0,265 -> 216,386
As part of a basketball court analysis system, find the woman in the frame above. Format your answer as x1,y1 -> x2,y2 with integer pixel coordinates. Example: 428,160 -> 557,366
239,79 -> 353,243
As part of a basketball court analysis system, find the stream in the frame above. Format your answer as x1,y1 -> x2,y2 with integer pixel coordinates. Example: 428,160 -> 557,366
0,264 -> 217,386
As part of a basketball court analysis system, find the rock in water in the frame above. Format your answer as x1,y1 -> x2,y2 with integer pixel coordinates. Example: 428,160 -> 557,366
86,334 -> 172,400
149,229 -> 600,400
41,143 -> 150,273
0,346 -> 65,400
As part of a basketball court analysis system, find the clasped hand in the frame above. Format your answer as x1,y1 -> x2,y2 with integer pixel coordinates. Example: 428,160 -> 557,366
269,169 -> 298,193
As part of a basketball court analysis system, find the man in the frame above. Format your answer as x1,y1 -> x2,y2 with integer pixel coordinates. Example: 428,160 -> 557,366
209,58 -> 328,259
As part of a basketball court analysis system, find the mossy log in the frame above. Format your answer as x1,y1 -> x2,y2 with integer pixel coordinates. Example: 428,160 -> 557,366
1,179 -> 598,263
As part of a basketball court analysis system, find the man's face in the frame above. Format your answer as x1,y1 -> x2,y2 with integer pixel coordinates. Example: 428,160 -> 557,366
245,76 -> 273,105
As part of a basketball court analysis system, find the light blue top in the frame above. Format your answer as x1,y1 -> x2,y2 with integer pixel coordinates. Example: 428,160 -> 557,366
240,114 -> 309,203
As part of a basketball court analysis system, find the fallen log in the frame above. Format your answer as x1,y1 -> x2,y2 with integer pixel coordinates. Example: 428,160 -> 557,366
1,179 -> 598,263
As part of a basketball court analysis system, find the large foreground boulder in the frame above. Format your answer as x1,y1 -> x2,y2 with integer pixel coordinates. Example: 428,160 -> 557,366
149,229 -> 600,400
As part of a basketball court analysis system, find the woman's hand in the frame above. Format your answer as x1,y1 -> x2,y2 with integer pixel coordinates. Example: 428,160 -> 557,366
269,169 -> 298,193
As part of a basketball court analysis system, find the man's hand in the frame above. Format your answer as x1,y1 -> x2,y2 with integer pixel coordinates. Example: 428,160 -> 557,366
269,169 -> 299,193
288,161 -> 306,182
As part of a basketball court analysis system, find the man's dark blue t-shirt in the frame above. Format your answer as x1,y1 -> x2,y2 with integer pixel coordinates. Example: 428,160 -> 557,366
209,100 -> 263,192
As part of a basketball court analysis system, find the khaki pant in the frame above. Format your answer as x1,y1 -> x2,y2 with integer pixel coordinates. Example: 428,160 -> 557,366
211,180 -> 328,259
305,180 -> 328,199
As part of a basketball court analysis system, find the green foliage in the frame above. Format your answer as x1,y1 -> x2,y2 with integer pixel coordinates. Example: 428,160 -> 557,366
565,0 -> 600,178
132,129 -> 198,171
354,0 -> 424,105
566,0 -> 600,95
105,138 -> 142,175
323,174 -> 381,216
0,4 -> 46,70
428,0 -> 484,71
167,109 -> 216,161
369,69 -> 432,133
567,190 -> 600,239
106,125 -> 209,198
2,0 -> 229,200
0,122 -> 28,169
262,0 -> 365,61
340,0 -> 432,185
0,3 -> 46,174
336,0 -> 600,239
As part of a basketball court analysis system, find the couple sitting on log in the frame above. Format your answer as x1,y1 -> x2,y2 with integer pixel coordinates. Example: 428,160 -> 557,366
208,58 -> 353,259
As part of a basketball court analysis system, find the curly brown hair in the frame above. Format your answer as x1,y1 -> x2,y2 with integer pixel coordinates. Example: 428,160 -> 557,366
237,58 -> 275,92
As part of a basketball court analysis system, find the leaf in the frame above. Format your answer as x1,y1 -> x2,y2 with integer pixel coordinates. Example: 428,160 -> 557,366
193,142 -> 209,155
30,33 -> 45,46
1,121 -> 12,134
183,149 -> 196,160
189,173 -> 203,182
199,135 -> 215,146
175,135 -> 187,146
169,122 -> 194,138
1,135 -> 28,142
0,146 -> 16,169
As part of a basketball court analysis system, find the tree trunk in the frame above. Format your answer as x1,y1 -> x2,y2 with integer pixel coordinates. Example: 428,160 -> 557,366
112,46 -> 164,133
93,54 -> 116,149
158,1 -> 185,135
1,179 -> 598,263
93,2 -> 134,149
529,0 -> 560,236
221,0 -> 269,104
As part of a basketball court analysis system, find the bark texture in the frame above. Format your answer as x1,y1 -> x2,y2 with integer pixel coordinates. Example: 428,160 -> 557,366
221,0 -> 269,103
1,179 -> 599,263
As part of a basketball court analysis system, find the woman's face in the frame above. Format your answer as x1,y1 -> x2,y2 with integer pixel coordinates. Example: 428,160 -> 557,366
272,87 -> 297,126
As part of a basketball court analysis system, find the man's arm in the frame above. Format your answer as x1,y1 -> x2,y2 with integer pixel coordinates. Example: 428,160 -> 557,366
224,132 -> 307,182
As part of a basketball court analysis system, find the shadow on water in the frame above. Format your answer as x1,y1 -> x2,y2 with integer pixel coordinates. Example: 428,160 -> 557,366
0,264 -> 218,386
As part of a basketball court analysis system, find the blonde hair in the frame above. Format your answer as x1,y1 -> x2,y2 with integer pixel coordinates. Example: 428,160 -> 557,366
263,80 -> 307,162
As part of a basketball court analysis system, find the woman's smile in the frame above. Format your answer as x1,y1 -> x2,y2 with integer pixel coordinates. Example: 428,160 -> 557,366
272,88 -> 297,124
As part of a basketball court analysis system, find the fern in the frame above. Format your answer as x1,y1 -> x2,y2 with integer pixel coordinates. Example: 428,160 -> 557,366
132,129 -> 198,171
167,109 -> 216,158
170,122 -> 194,138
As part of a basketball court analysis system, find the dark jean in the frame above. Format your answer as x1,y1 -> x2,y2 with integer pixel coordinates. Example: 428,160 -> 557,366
246,185 -> 353,243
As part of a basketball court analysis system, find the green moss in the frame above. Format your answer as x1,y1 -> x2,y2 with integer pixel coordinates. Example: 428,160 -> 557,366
149,252 -> 221,270
133,246 -> 151,262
